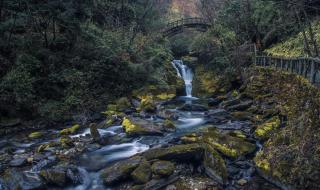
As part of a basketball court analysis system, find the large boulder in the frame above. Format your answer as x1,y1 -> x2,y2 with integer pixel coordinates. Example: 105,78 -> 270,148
143,144 -> 204,161
0,168 -> 44,190
254,116 -> 281,140
100,156 -> 142,185
39,168 -> 67,187
151,161 -> 175,177
131,161 -> 152,184
122,118 -> 163,137
203,145 -> 228,185
203,128 -> 256,159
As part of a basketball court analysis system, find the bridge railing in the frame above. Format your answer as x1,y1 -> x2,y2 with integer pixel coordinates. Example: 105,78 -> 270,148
166,18 -> 209,29
254,55 -> 320,84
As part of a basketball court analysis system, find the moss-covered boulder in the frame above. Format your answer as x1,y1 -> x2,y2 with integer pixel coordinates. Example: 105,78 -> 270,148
60,136 -> 74,148
203,144 -> 228,184
139,95 -> 157,113
180,133 -> 201,144
203,128 -> 256,159
254,116 -> 281,140
151,161 -> 175,177
60,124 -> 80,135
143,144 -> 204,161
122,117 -> 163,137
131,161 -> 152,184
100,156 -> 142,185
28,131 -> 44,139
163,119 -> 176,132
39,168 -> 67,187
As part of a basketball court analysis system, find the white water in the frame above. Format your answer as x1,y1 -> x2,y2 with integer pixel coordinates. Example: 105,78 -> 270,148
172,60 -> 193,97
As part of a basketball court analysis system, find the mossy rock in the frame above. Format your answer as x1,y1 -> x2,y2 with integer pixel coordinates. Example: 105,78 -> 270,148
59,136 -> 74,148
180,133 -> 201,144
254,116 -> 281,140
101,156 -> 142,185
122,117 -> 163,137
39,169 -> 67,187
143,144 -> 204,161
37,141 -> 59,152
59,124 -> 80,135
28,131 -> 44,139
203,128 -> 256,159
131,161 -> 152,184
138,95 -> 157,113
231,111 -> 253,121
163,119 -> 176,131
151,161 -> 175,177
203,144 -> 228,184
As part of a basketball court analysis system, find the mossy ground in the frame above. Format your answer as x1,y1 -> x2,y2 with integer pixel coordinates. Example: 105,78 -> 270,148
242,67 -> 320,189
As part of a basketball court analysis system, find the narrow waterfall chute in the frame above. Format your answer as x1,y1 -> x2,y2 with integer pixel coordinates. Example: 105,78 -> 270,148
172,60 -> 194,97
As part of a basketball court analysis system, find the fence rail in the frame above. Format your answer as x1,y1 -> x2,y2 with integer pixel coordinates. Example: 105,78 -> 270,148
255,55 -> 320,84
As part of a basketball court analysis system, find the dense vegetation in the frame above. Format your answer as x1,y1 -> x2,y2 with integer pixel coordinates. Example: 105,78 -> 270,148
0,0 -> 175,122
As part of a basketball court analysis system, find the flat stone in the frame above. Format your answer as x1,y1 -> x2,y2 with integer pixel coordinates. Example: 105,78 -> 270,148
9,157 -> 27,167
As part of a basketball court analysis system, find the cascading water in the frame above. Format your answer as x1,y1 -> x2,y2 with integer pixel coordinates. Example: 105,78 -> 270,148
172,60 -> 193,97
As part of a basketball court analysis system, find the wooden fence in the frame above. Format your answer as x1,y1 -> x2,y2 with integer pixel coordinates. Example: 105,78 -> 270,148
254,55 -> 320,84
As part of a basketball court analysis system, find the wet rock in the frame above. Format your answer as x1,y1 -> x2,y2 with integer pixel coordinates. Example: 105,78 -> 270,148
131,161 -> 152,184
143,144 -> 204,161
28,131 -> 44,139
30,159 -> 56,172
221,98 -> 241,108
157,109 -> 179,120
237,178 -> 248,186
208,98 -> 222,107
203,128 -> 256,159
163,119 -> 176,132
202,145 -> 227,184
39,168 -> 67,187
178,104 -> 208,112
60,124 -> 81,135
89,123 -> 101,142
0,168 -> 44,190
227,100 -> 253,111
254,116 -> 280,140
180,133 -> 200,144
100,156 -> 142,185
122,117 -> 163,137
151,161 -> 175,177
9,157 -> 27,167
231,111 -> 253,121
60,136 -> 74,148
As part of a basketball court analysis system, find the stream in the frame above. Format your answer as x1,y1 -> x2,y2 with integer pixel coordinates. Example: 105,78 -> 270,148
0,60 -> 280,190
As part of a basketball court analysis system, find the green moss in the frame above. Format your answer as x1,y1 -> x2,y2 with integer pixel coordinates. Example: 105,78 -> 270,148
156,93 -> 175,100
163,119 -> 176,130
60,124 -> 80,135
151,161 -> 175,177
122,118 -> 145,134
203,128 -> 256,159
254,116 -> 281,140
131,161 -> 152,184
28,131 -> 43,139
138,95 -> 156,113
231,90 -> 239,97
60,136 -> 74,148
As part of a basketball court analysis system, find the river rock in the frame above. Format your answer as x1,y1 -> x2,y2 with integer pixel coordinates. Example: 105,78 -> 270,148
151,161 -> 175,177
0,168 -> 44,190
157,109 -> 179,120
208,98 -> 223,107
100,156 -> 142,185
227,100 -> 253,111
89,123 -> 101,142
9,157 -> 27,167
178,104 -> 208,112
203,128 -> 256,159
122,117 -> 163,137
221,98 -> 241,108
131,161 -> 152,184
39,168 -> 67,186
163,119 -> 176,132
143,144 -> 204,161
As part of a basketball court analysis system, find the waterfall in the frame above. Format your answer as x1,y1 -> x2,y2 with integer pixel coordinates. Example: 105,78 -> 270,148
172,60 -> 193,97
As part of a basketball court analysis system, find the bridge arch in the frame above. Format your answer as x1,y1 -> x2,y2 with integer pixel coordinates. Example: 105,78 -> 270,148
163,18 -> 211,37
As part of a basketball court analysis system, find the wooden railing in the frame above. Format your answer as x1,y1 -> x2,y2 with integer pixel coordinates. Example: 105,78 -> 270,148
254,55 -> 320,84
165,17 -> 210,30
